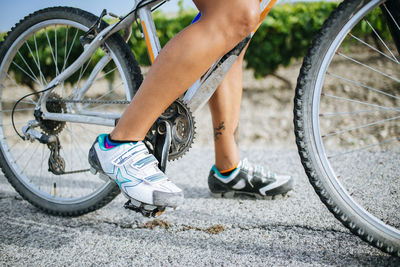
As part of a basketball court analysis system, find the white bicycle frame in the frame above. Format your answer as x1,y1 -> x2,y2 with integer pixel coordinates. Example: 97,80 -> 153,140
39,0 -> 278,127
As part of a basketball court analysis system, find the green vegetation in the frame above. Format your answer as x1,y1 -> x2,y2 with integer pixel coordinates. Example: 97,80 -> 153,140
247,2 -> 338,78
0,32 -> 6,42
132,2 -> 390,78
1,2 -> 391,89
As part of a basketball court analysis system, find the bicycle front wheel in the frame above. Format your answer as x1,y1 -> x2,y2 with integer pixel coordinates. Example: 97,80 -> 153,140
0,7 -> 142,215
294,0 -> 399,256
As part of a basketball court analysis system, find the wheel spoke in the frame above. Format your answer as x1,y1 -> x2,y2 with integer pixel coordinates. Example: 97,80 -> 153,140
327,137 -> 398,159
89,81 -> 122,103
54,25 -> 58,76
21,142 -> 41,173
77,55 -> 95,87
63,27 -> 79,72
39,144 -> 45,184
33,33 -> 48,87
25,42 -> 48,87
61,26 -> 69,96
322,115 -> 400,138
336,52 -> 400,83
16,51 -> 42,88
349,33 -> 399,64
383,3 -> 400,32
84,82 -> 124,111
365,18 -> 399,63
320,108 -> 399,117
44,27 -> 59,75
322,93 -> 400,112
0,108 -> 36,113
1,98 -> 35,105
11,61 -> 41,87
64,125 -> 92,160
327,71 -> 400,101
94,67 -> 117,82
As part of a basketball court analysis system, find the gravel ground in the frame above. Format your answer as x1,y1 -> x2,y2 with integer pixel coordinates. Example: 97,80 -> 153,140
0,52 -> 399,265
1,148 -> 399,266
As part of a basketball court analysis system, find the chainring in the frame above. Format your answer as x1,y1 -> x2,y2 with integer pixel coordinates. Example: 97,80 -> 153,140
146,99 -> 196,161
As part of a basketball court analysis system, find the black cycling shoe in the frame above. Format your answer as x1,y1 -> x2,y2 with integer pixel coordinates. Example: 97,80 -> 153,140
208,158 -> 294,198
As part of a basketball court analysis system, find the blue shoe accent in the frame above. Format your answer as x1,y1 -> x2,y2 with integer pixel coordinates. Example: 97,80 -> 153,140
98,134 -> 136,151
98,134 -> 109,151
211,165 -> 238,179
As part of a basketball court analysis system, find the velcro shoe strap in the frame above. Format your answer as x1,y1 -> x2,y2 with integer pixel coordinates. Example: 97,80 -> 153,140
145,173 -> 167,183
132,154 -> 158,169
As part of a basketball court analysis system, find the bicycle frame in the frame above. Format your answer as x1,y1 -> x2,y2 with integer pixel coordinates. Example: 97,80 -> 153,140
39,0 -> 278,127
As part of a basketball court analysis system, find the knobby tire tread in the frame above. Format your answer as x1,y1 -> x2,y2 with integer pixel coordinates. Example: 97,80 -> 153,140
294,0 -> 399,256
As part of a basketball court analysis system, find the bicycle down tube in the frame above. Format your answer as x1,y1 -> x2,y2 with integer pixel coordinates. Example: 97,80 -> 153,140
39,0 -> 278,126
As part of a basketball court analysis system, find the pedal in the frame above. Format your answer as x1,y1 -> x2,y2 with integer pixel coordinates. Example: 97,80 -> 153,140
124,200 -> 166,218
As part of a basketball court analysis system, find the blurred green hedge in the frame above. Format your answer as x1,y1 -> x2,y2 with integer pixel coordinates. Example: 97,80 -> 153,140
2,2 -> 392,89
131,2 -> 339,77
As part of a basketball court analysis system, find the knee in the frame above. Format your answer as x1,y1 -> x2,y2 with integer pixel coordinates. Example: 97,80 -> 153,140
198,0 -> 260,48
219,0 -> 260,44
235,3 -> 260,38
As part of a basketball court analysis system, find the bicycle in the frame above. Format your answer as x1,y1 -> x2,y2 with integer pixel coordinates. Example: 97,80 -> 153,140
0,0 -> 398,256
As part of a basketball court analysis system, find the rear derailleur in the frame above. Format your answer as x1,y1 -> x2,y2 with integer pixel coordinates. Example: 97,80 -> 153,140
22,120 -> 66,175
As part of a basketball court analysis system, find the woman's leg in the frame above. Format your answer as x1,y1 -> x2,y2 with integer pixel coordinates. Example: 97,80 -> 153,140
89,0 -> 261,210
208,48 -> 246,171
207,47 -> 294,198
111,0 -> 260,141
207,42 -> 295,198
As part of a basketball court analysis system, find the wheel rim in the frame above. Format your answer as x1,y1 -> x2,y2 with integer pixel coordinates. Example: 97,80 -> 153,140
312,0 -> 400,238
0,18 -> 131,204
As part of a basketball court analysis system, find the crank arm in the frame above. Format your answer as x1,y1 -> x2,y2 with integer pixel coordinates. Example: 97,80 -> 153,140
159,121 -> 172,172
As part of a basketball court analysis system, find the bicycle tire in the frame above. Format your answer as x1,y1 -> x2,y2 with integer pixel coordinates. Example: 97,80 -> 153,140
0,7 -> 143,216
294,0 -> 399,256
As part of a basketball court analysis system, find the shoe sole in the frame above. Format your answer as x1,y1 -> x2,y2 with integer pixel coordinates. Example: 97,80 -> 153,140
211,177 -> 294,200
90,166 -> 179,216
211,191 -> 290,200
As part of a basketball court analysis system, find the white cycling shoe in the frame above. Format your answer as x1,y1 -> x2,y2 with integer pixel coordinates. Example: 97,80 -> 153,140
88,134 -> 184,211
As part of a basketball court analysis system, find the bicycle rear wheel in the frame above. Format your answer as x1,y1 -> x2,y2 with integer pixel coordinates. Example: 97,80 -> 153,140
294,0 -> 399,255
0,7 -> 142,215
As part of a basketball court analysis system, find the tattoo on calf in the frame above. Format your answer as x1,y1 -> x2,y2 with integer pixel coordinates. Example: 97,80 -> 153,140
214,121 -> 226,141
234,125 -> 239,144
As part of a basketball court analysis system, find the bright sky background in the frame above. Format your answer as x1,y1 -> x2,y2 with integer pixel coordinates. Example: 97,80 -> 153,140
0,0 -> 329,32
1,0 -> 193,32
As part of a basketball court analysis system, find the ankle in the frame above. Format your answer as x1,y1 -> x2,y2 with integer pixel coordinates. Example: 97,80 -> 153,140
215,161 -> 239,174
109,131 -> 143,142
217,163 -> 239,176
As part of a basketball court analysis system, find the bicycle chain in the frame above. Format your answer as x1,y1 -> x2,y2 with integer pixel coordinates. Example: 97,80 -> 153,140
48,99 -> 130,105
